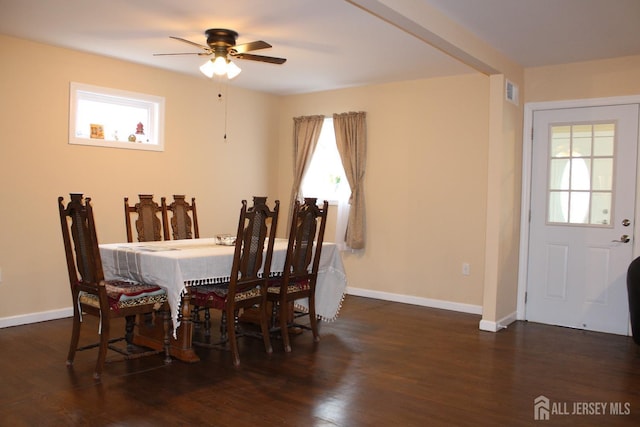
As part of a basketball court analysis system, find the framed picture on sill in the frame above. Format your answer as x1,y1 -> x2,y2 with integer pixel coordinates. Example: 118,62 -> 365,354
90,124 -> 104,139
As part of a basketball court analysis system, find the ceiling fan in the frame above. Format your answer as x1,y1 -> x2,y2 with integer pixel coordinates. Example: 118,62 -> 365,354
154,28 -> 286,79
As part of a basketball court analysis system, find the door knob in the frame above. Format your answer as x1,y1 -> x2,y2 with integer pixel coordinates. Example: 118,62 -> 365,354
612,234 -> 630,243
622,219 -> 631,227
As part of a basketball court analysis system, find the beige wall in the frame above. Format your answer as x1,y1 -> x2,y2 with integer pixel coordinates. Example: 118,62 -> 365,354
1,34 -> 495,325
8,33 -> 637,328
277,74 -> 490,307
525,55 -> 640,103
0,35 -> 280,320
481,74 -> 523,328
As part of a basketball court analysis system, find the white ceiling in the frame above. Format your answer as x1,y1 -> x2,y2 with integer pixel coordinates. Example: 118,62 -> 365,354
426,0 -> 640,67
1,0 -> 639,95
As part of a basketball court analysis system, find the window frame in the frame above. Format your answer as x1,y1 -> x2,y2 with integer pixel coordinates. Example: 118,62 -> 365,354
68,82 -> 165,152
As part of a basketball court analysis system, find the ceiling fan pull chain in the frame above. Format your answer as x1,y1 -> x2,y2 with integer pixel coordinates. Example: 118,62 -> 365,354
217,83 -> 229,143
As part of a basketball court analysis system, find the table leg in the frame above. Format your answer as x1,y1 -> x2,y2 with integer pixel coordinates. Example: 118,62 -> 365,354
133,292 -> 200,363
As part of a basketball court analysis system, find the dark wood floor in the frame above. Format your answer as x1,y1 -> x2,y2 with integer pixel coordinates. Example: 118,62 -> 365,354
1,296 -> 640,426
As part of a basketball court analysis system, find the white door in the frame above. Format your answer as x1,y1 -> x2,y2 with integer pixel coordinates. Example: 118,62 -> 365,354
526,104 -> 639,335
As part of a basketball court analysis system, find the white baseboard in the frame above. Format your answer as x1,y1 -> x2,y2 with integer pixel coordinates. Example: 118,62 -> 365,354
346,287 -> 483,315
0,307 -> 73,329
479,311 -> 517,332
3,290 -> 504,331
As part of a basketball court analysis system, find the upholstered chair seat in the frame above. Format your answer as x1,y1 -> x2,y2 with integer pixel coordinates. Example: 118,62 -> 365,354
78,280 -> 167,310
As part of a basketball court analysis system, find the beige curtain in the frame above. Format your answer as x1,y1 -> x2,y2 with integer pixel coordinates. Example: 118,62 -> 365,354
290,115 -> 325,221
333,111 -> 367,249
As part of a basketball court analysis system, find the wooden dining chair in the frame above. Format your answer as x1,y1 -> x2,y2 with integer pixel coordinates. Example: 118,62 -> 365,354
190,196 -> 279,366
267,198 -> 329,352
161,195 -> 203,325
59,194 -> 172,380
161,195 -> 199,240
124,194 -> 166,242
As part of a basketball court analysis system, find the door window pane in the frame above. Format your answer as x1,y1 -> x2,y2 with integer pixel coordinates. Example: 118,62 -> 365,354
547,123 -> 616,226
551,126 -> 571,157
593,124 -> 615,156
548,191 -> 567,223
572,125 -> 593,157
570,158 -> 591,191
569,191 -> 590,224
592,158 -> 613,190
550,159 -> 570,190
591,192 -> 612,225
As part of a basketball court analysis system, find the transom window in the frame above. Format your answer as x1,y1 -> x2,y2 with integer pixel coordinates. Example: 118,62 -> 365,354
69,82 -> 165,151
547,122 -> 616,226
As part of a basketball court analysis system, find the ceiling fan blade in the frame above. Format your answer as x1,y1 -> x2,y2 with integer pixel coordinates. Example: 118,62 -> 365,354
232,40 -> 272,54
169,36 -> 210,51
232,53 -> 287,64
153,52 -> 205,56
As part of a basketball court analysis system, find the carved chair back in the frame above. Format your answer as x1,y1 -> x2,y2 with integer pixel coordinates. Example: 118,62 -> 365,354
161,195 -> 199,240
124,194 -> 165,242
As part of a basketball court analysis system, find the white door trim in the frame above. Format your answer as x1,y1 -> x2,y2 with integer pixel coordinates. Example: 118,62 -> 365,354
517,95 -> 640,322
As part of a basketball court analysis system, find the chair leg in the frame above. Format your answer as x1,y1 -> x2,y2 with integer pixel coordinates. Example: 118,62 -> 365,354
66,311 -> 82,367
162,309 -> 172,365
270,301 -> 278,328
279,300 -> 291,353
308,295 -> 320,343
94,318 -> 110,380
204,308 -> 211,337
220,311 -> 228,343
124,315 -> 135,345
191,306 -> 200,328
227,308 -> 240,366
260,304 -> 273,355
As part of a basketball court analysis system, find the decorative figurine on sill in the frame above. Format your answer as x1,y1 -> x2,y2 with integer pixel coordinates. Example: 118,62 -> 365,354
128,134 -> 137,142
135,122 -> 145,143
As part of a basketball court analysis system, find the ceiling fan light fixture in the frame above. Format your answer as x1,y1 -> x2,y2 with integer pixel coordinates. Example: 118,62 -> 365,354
226,60 -> 241,79
212,56 -> 228,76
199,57 -> 241,80
199,59 -> 216,78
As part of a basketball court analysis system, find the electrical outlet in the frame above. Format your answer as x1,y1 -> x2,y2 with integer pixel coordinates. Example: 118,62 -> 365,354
462,263 -> 470,276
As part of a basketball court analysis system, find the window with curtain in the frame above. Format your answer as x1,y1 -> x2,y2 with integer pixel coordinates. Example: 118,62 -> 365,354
293,112 -> 366,250
300,117 -> 351,250
301,117 -> 350,202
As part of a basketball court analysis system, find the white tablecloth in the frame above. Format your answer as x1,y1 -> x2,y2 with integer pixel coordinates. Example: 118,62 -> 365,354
99,238 -> 347,331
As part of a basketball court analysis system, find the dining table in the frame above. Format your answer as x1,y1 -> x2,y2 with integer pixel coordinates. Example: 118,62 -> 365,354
99,237 -> 347,362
